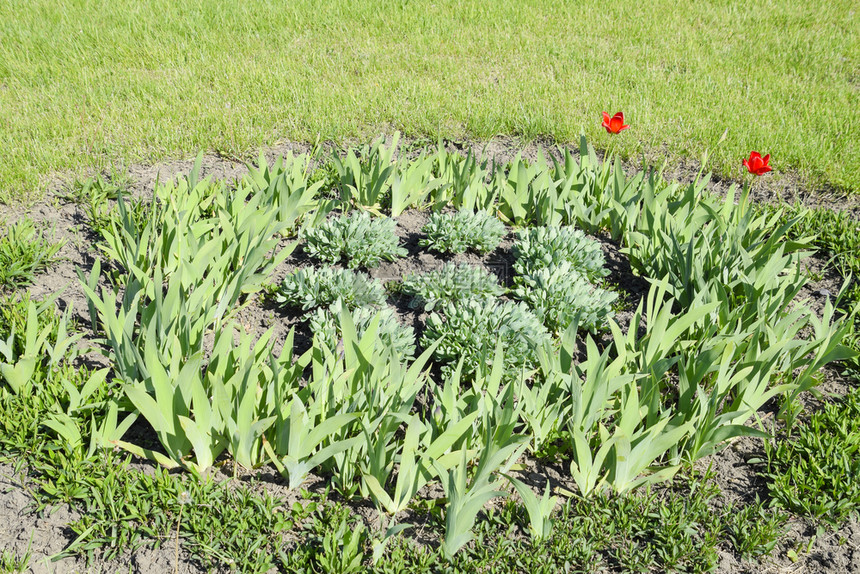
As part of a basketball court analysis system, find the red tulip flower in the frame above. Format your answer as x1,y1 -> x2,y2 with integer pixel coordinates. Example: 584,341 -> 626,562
602,111 -> 630,134
743,151 -> 772,176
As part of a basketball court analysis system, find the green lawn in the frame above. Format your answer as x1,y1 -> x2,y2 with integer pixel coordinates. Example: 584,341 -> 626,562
1,0 -> 857,200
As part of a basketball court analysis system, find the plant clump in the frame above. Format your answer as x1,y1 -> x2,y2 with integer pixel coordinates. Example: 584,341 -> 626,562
513,225 -> 608,281
309,302 -> 416,358
273,267 -> 387,312
304,211 -> 406,268
400,263 -> 504,311
272,266 -> 412,355
420,209 -> 507,255
0,218 -> 64,291
757,388 -> 860,526
422,299 -> 550,381
513,262 -> 617,334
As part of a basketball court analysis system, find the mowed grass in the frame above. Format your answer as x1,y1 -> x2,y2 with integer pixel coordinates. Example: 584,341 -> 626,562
1,0 -> 857,201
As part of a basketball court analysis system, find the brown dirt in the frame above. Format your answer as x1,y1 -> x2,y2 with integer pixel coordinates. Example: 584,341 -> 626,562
1,138 -> 859,573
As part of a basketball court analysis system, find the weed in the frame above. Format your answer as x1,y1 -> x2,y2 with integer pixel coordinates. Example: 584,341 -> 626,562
0,293 -> 66,357
307,160 -> 340,199
35,451 -> 321,573
64,176 -> 120,234
0,548 -> 30,574
761,201 -> 860,357
0,218 -> 63,291
756,388 -> 860,526
378,469 -> 776,573
767,202 -> 860,296
722,498 -> 788,560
